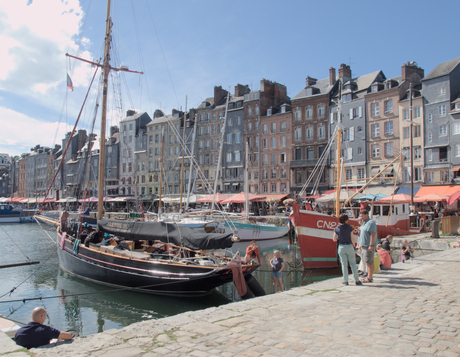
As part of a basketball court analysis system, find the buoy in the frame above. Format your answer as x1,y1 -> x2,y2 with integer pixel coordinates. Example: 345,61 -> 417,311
244,273 -> 266,297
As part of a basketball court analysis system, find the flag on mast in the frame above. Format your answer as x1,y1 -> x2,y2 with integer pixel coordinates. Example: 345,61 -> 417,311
66,73 -> 74,91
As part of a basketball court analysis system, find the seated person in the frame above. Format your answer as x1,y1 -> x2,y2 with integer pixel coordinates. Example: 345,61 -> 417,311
245,240 -> 261,264
376,244 -> 391,269
401,239 -> 414,262
15,307 -> 73,349
381,235 -> 393,253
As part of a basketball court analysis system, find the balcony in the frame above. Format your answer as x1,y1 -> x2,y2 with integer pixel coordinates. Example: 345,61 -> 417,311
290,159 -> 321,168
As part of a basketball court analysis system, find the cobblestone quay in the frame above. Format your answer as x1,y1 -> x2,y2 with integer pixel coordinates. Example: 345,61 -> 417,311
2,248 -> 459,357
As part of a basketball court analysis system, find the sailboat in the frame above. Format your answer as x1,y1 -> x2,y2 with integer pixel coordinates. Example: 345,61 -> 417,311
292,83 -> 423,269
45,1 -> 260,296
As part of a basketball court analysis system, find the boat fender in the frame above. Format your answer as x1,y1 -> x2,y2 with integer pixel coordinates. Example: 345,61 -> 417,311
244,273 -> 266,297
239,280 -> 254,300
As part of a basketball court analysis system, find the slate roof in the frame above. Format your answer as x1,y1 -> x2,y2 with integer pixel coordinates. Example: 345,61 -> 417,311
423,57 -> 460,81
292,77 -> 333,100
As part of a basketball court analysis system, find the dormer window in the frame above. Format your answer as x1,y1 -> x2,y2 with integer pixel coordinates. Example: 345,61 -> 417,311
371,84 -> 379,93
281,106 -> 286,113
305,88 -> 313,96
267,109 -> 272,116
456,103 -> 460,111
342,94 -> 352,103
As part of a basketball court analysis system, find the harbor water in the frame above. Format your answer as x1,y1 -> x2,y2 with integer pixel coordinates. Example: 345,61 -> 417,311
0,223 -> 341,336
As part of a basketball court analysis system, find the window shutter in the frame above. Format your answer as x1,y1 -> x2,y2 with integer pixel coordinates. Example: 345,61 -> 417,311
350,108 -> 353,119
330,112 -> 334,123
350,127 -> 355,141
359,106 -> 362,117
348,147 -> 353,160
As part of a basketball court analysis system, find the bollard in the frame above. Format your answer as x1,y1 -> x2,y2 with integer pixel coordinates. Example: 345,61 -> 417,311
431,220 -> 440,238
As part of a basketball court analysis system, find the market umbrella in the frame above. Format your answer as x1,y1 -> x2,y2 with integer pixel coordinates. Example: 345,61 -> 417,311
196,193 -> 231,203
378,194 -> 411,202
414,193 -> 449,203
447,191 -> 460,206
220,192 -> 266,204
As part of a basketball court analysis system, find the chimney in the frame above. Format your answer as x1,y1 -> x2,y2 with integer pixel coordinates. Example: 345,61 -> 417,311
126,109 -> 136,117
329,67 -> 336,86
305,76 -> 317,86
214,86 -> 228,105
153,109 -> 164,118
110,126 -> 119,137
401,61 -> 424,82
338,64 -> 352,83
234,84 -> 250,97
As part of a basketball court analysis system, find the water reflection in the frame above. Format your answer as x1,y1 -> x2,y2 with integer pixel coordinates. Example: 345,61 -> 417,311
0,225 -> 340,336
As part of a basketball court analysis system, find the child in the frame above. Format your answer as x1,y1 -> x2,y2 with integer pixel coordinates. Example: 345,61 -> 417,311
270,250 -> 285,292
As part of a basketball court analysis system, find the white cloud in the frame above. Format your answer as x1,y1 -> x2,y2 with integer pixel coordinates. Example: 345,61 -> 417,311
0,107 -> 68,156
0,0 -> 92,96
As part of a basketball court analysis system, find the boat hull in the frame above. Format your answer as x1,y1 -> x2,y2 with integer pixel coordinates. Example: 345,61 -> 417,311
223,221 -> 289,241
293,205 -> 419,269
56,232 -> 257,296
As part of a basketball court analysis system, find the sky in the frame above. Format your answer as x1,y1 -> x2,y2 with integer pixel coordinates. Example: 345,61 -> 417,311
0,0 -> 459,157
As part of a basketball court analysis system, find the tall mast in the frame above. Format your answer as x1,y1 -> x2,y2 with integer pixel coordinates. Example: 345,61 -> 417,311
335,81 -> 343,217
185,117 -> 197,211
179,96 -> 187,215
97,0 -> 112,219
409,83 -> 414,211
211,92 -> 230,210
158,126 -> 165,219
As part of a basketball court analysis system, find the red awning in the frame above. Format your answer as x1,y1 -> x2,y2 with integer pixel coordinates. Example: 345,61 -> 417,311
451,166 -> 460,172
416,185 -> 460,197
261,194 -> 289,201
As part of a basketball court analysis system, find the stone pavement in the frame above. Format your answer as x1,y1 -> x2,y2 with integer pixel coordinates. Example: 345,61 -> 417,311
2,248 -> 460,357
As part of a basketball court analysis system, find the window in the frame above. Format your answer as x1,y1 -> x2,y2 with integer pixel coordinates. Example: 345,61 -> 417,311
385,142 -> 393,157
403,109 -> 409,120
294,128 -> 302,141
346,169 -> 352,180
428,113 -> 432,123
263,124 -> 268,134
414,106 -> 421,118
271,123 -> 276,133
439,86 -> 446,95
237,117 -> 241,125
384,100 -> 393,113
255,106 -> 259,115
439,104 -> 446,116
439,124 -> 448,136
318,105 -> 325,118
371,124 -> 380,138
271,184 -> 276,192
453,123 -> 460,135
385,121 -> 393,135
295,170 -> 302,184
235,133 -> 241,144
427,149 -> 432,161
358,168 -> 365,179
280,152 -> 286,163
281,136 -> 286,147
263,170 -> 268,179
342,93 -> 352,103
271,137 -> 276,148
281,121 -> 286,132
226,152 -> 232,162
205,140 -> 210,149
248,107 -> 252,116
371,103 -> 379,116
267,109 -> 272,116
351,107 -> 362,119
199,114 -> 203,122
227,134 -> 232,144
318,125 -> 325,139
414,125 -> 421,138
281,169 -> 286,178
206,113 -> 210,121
254,121 -> 259,130
372,144 -> 380,158
428,132 -> 432,142
307,148 -> 314,160
306,127 -> 313,139
199,140 -> 203,150
306,107 -> 313,119
235,151 -> 241,162
455,144 -> 460,157
404,127 -> 410,139
263,138 -> 267,149
247,122 -> 252,131
254,171 -> 259,179
271,169 -> 276,179
426,171 -> 434,183
414,146 -> 422,159
129,123 -> 133,130
263,185 -> 268,193
228,118 -> 233,126
295,148 -> 302,160
294,108 -> 301,121
357,126 -> 363,133
263,154 -> 268,165
206,126 -> 210,135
